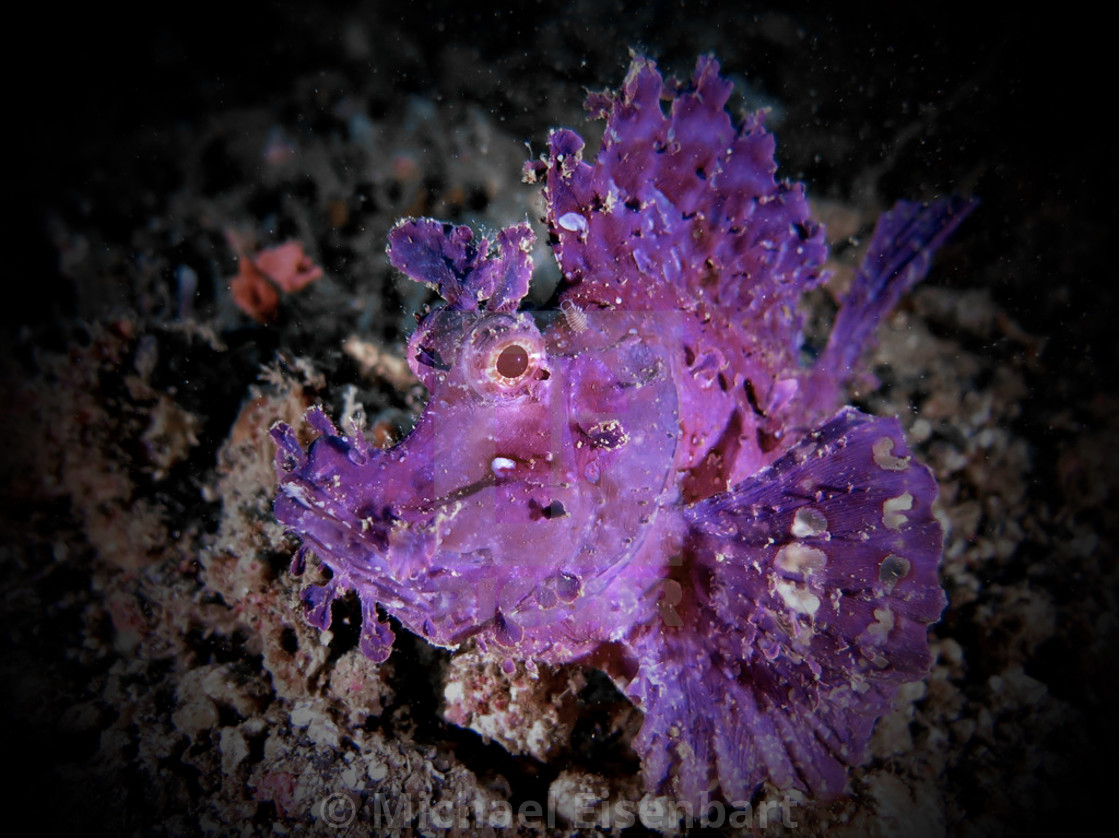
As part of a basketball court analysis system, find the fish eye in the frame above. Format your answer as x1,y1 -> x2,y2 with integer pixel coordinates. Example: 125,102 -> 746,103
463,314 -> 546,398
496,343 -> 529,379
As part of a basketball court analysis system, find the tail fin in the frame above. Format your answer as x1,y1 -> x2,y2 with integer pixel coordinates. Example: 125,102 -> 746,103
621,407 -> 946,805
821,197 -> 976,384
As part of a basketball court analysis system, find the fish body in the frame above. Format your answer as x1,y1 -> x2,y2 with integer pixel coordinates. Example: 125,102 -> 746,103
273,55 -> 973,803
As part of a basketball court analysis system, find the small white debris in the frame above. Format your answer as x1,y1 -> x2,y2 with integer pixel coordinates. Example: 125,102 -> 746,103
219,728 -> 249,776
367,760 -> 388,782
775,578 -> 821,616
491,456 -> 516,475
557,211 -> 587,233
281,481 -> 313,508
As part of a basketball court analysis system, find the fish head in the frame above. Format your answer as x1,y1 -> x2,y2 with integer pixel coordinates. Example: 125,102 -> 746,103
272,219 -> 683,657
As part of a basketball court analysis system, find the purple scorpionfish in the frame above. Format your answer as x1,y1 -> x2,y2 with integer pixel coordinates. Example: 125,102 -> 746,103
273,55 -> 973,805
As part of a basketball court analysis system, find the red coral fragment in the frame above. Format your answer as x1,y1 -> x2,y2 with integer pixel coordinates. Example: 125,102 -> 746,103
229,238 -> 323,323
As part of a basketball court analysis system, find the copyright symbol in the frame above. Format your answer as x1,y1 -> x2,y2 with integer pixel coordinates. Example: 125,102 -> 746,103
319,792 -> 357,828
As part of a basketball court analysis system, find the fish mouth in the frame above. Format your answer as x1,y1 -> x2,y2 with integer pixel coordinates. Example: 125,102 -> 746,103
423,472 -> 499,511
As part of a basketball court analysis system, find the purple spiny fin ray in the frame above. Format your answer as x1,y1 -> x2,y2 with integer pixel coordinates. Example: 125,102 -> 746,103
818,196 -> 977,386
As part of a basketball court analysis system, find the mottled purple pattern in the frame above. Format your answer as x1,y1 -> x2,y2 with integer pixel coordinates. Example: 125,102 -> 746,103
272,55 -> 973,805
625,408 -> 945,801
542,57 -> 834,494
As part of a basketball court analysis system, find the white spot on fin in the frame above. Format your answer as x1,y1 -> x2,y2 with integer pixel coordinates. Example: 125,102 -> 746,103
882,492 -> 914,530
873,436 -> 910,471
791,507 -> 829,538
775,542 -> 828,575
878,554 -> 911,585
866,607 -> 895,642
